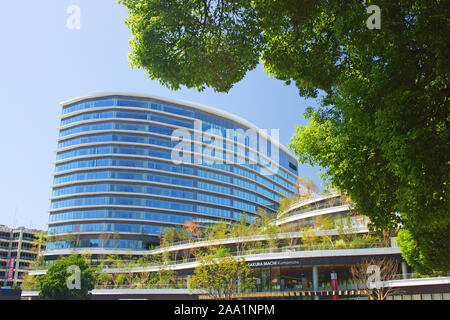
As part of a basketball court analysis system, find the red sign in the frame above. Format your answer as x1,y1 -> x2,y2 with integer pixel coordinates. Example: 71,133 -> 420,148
331,272 -> 339,300
7,258 -> 15,280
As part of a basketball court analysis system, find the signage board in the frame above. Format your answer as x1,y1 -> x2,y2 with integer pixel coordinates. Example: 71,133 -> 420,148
247,260 -> 300,268
7,258 -> 15,280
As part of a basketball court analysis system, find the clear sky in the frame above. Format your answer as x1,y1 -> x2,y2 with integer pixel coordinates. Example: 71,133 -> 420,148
0,0 -> 324,230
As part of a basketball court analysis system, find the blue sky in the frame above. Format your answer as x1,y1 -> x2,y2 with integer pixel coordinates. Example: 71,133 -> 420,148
0,0 -> 324,230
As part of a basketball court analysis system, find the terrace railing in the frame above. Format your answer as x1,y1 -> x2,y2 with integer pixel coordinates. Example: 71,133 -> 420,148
27,241 -> 393,272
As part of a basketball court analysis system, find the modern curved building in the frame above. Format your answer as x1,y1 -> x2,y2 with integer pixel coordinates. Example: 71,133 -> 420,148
276,194 -> 370,232
30,194 -> 445,301
47,93 -> 299,252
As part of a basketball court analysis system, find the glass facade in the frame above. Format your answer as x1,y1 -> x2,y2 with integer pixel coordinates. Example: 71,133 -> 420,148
48,94 -> 298,251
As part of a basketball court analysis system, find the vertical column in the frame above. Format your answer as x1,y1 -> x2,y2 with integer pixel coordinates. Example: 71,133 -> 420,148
312,266 -> 319,300
237,277 -> 241,293
13,230 -> 23,286
312,266 -> 319,291
401,262 -> 408,280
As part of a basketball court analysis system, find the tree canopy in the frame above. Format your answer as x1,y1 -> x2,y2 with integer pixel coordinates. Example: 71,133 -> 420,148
38,255 -> 96,300
188,254 -> 255,299
118,0 -> 449,272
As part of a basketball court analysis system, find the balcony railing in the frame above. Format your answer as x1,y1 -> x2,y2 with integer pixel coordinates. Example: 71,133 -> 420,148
278,195 -> 345,218
28,241 -> 393,272
21,272 -> 450,294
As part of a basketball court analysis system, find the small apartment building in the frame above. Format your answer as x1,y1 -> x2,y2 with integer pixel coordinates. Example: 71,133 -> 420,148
0,225 -> 45,287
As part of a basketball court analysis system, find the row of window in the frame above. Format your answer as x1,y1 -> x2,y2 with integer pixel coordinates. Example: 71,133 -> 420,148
61,110 -> 193,130
62,98 -> 194,118
51,182 -> 268,212
53,170 -> 277,205
54,160 -> 290,202
58,132 -> 286,184
58,133 -> 178,149
60,122 -> 267,164
50,196 -> 244,220
48,209 -> 218,224
54,170 -> 193,187
48,222 -> 170,235
52,183 -> 194,199
56,145 -> 295,193
58,131 -> 258,165
56,145 -> 172,161
47,239 -> 143,250
55,157 -> 194,174
60,116 -> 277,164
60,97 -> 298,176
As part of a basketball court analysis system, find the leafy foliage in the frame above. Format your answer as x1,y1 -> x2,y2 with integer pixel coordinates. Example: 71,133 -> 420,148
38,255 -> 95,300
21,274 -> 40,291
397,228 -> 434,275
118,0 -> 449,272
188,254 -> 255,299
118,0 -> 262,92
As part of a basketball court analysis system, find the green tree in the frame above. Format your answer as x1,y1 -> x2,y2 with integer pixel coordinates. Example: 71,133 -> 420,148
96,273 -> 113,288
316,215 -> 335,246
21,274 -> 40,291
256,210 -> 280,250
205,220 -> 230,241
188,254 -> 255,300
112,273 -> 127,289
228,213 -> 257,254
397,229 -> 433,275
118,0 -> 449,272
118,0 -> 262,92
31,231 -> 47,256
277,196 -> 296,212
38,255 -> 96,300
160,227 -> 180,261
152,254 -> 176,287
302,227 -> 319,247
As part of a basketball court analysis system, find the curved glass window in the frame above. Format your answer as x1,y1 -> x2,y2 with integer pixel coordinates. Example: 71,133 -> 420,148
61,97 -> 297,177
47,239 -> 143,250
197,193 -> 231,206
52,183 -> 195,199
48,222 -> 170,235
50,196 -> 194,211
50,95 -> 298,253
55,158 -> 195,174
48,209 -> 217,225
52,183 -> 263,213
61,121 -> 182,138
53,170 -> 194,187
197,181 -> 230,194
56,151 -> 293,194
58,133 -> 178,149
62,98 -> 116,115
56,145 -> 173,161
61,110 -> 193,129
61,111 -> 115,126
54,158 -> 288,199
50,196 -> 247,221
